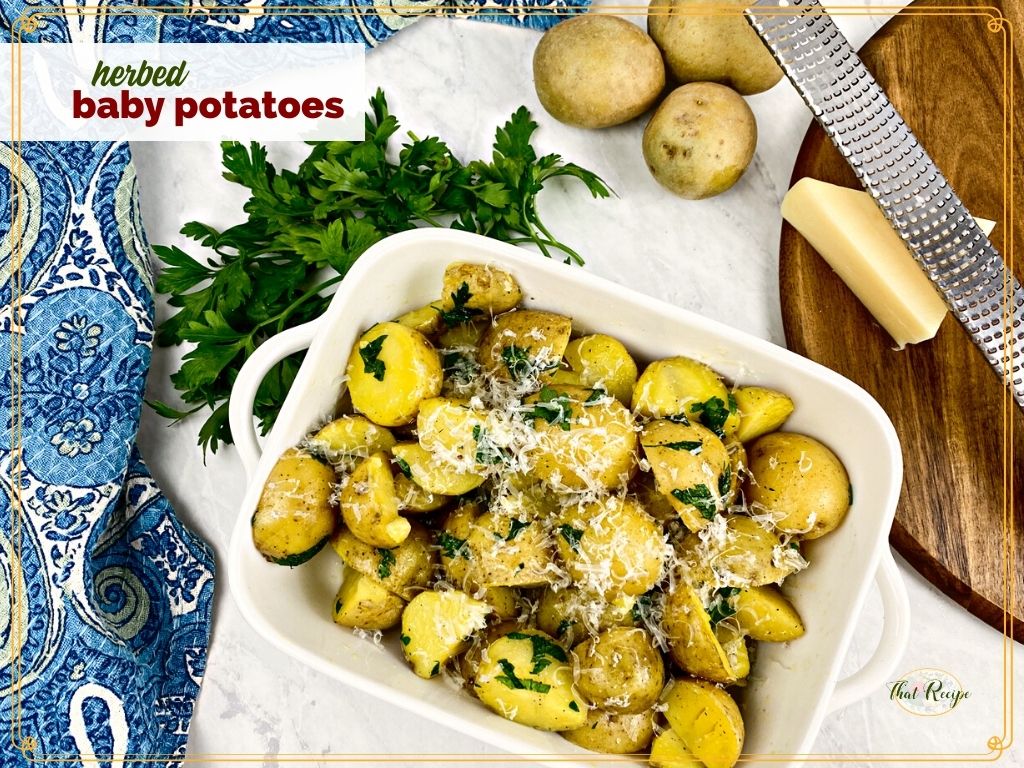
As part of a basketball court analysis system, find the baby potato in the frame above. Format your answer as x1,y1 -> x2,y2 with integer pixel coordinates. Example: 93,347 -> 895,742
663,584 -> 748,684
401,590 -> 491,678
475,629 -> 586,731
633,471 -> 679,526
533,15 -> 665,129
556,496 -> 667,598
724,441 -> 747,505
551,334 -> 639,404
391,442 -> 485,496
662,678 -> 744,768
641,420 -> 732,531
417,397 -> 487,470
679,515 -> 798,587
394,302 -> 444,336
329,523 -> 435,600
734,585 -> 805,642
536,587 -> 635,647
465,502 -> 555,588
648,0 -> 783,95
393,471 -> 450,513
339,452 -> 410,548
478,309 -> 572,381
574,627 -> 665,713
442,262 -> 522,316
642,83 -> 757,200
345,322 -> 443,427
438,501 -> 483,589
252,448 -> 336,566
439,320 -> 487,350
332,569 -> 406,630
732,386 -> 794,443
526,385 -> 638,491
561,708 -> 656,754
746,432 -> 851,539
649,728 -> 704,768
632,356 -> 738,436
308,415 -> 396,464
458,620 -> 524,690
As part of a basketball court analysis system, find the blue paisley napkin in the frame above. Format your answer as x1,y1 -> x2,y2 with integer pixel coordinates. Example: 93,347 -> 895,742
0,1 -> 585,765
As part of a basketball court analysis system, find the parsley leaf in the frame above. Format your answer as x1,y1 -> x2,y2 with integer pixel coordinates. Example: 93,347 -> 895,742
584,388 -> 606,404
152,89 -> 610,454
437,531 -> 470,560
507,631 -> 568,674
359,335 -> 387,381
495,659 -> 551,693
376,548 -> 396,579
557,524 -> 584,552
718,466 -> 732,497
690,396 -> 731,436
442,350 -> 479,385
439,282 -> 482,326
707,587 -> 741,625
672,485 -> 717,520
501,345 -> 533,380
393,456 -> 412,479
473,424 -> 504,465
645,440 -> 703,454
526,387 -> 573,431
555,619 -> 573,639
503,518 -> 531,541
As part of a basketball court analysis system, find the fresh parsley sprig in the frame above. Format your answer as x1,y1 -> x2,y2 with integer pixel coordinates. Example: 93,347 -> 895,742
151,89 -> 611,453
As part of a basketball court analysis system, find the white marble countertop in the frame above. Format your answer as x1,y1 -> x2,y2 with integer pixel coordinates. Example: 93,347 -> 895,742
131,2 -> 1022,765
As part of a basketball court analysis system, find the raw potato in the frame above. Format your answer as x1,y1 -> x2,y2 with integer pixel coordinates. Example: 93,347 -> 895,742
663,678 -> 744,768
345,322 -> 443,427
561,708 -> 656,754
732,386 -> 795,443
641,420 -> 732,531
536,587 -> 634,647
648,0 -> 783,95
252,448 -> 336,565
663,584 -> 748,684
551,334 -> 639,404
680,515 -> 798,587
393,472 -> 450,513
556,496 -> 667,598
650,728 -> 704,768
329,523 -> 435,600
526,385 -> 638,491
533,15 -> 665,129
395,303 -> 444,336
642,83 -> 757,200
332,569 -> 405,630
401,590 -> 491,678
308,415 -> 396,463
632,356 -> 739,436
746,432 -> 851,539
478,309 -> 572,380
392,442 -> 485,496
734,585 -> 805,642
442,262 -> 522,315
475,629 -> 586,731
574,627 -> 665,713
339,453 -> 411,548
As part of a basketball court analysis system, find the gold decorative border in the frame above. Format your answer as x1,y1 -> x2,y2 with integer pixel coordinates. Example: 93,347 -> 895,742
7,2 -> 1016,763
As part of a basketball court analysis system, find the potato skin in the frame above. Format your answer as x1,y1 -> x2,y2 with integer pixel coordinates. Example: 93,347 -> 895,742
442,262 -> 522,315
330,523 -> 435,600
648,0 -> 783,95
535,587 -> 634,647
561,708 -> 656,754
642,83 -> 757,200
534,15 -> 665,128
574,627 -> 665,713
746,432 -> 851,539
345,322 -> 443,427
252,448 -> 336,565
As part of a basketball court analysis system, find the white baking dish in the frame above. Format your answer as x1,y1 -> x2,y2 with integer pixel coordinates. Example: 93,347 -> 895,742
227,228 -> 909,766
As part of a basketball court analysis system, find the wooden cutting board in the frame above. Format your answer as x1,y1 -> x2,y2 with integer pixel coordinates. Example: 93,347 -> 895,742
779,0 -> 1023,640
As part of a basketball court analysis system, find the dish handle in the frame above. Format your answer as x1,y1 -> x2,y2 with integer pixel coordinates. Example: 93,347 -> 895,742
828,551 -> 910,713
228,320 -> 321,480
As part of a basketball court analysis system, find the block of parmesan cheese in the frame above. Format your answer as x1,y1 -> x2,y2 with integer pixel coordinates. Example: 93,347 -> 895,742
781,178 -> 996,349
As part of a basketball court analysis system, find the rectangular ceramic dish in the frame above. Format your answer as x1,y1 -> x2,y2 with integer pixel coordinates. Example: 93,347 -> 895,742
227,228 -> 909,767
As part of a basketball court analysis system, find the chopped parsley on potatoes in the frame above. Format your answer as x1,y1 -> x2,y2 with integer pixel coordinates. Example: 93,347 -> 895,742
252,260 -> 852,767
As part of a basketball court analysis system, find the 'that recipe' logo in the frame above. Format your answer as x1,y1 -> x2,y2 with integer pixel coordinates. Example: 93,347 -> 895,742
887,668 -> 971,715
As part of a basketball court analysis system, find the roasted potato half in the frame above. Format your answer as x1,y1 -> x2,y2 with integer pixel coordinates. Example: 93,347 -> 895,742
478,309 -> 572,380
632,356 -> 738,437
551,334 -> 638,404
663,584 -> 748,684
679,515 -> 801,587
663,678 -> 744,768
734,585 -> 805,642
561,708 -> 656,754
339,452 -> 410,548
330,523 -> 435,600
475,629 -> 586,731
308,415 -> 396,465
401,590 -> 491,678
391,441 -> 485,496
252,448 -> 336,565
574,627 -> 665,713
442,262 -> 522,316
649,728 -> 703,768
732,385 -> 794,443
332,569 -> 405,630
535,587 -> 635,647
345,322 -> 443,427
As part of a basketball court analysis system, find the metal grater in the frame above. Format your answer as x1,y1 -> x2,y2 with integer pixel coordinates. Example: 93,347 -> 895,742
745,0 -> 1024,408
